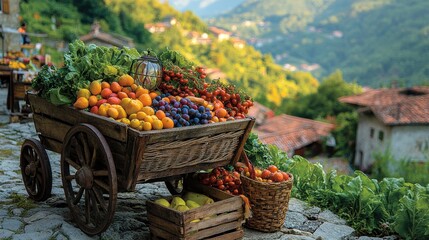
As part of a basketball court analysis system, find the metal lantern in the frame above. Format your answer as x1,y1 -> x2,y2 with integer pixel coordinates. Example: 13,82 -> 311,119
129,52 -> 162,90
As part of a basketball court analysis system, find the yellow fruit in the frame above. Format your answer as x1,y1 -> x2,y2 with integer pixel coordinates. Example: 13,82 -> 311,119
152,119 -> 163,130
98,103 -> 111,117
186,200 -> 200,209
142,106 -> 155,116
138,93 -> 152,106
107,107 -> 119,119
136,111 -> 147,120
129,113 -> 137,120
111,105 -> 127,119
183,192 -> 214,206
142,121 -> 152,131
170,197 -> 186,209
129,119 -> 141,129
88,95 -> 98,107
73,97 -> 89,110
118,74 -> 134,87
121,118 -> 130,125
155,198 -> 170,208
77,88 -> 91,99
121,98 -> 143,115
89,80 -> 102,95
143,115 -> 154,124
175,205 -> 190,212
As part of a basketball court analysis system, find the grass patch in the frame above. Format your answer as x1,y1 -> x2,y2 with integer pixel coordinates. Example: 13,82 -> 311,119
0,149 -> 13,158
6,192 -> 37,216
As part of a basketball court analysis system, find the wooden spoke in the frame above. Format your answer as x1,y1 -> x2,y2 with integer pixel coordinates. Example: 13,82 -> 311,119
85,190 -> 90,224
73,187 -> 84,205
20,138 -> 52,201
64,156 -> 81,171
61,124 -> 117,236
93,170 -> 108,177
94,179 -> 110,192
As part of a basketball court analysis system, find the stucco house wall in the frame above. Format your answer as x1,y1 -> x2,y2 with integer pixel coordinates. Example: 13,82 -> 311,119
390,125 -> 429,162
0,0 -> 21,53
354,112 -> 391,170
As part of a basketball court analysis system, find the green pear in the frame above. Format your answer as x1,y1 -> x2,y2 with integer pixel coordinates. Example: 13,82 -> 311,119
186,200 -> 201,209
154,198 -> 170,208
175,205 -> 190,212
170,196 -> 186,209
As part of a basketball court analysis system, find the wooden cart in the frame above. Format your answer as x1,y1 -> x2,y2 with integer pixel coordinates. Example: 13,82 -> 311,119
19,92 -> 254,236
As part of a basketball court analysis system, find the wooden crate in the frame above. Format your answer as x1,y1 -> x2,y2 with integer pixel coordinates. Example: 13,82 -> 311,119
147,181 -> 244,240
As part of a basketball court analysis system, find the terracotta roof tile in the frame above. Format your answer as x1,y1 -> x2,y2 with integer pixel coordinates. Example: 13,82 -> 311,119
255,114 -> 334,152
340,87 -> 429,125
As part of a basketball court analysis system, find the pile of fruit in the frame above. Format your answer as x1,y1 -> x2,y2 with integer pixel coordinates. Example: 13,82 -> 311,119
154,192 -> 214,214
73,72 -> 245,130
197,167 -> 242,195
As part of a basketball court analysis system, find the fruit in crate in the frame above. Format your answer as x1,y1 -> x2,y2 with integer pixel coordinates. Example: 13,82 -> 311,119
153,192 -> 214,212
239,164 -> 291,183
198,167 -> 242,195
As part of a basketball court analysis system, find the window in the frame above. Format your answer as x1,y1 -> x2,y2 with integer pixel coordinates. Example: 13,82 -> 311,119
378,131 -> 384,141
370,128 -> 374,138
1,0 -> 10,14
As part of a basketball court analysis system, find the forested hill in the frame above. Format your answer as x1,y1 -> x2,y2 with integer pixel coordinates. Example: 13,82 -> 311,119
213,0 -> 429,87
19,0 -> 323,112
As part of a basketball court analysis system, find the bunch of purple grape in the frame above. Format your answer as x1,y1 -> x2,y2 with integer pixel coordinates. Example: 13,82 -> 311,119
152,94 -> 213,127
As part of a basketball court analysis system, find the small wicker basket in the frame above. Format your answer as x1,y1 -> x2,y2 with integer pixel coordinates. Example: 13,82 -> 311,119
241,172 -> 294,232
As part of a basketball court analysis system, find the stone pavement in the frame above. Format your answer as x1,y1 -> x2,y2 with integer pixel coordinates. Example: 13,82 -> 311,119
0,88 -> 392,240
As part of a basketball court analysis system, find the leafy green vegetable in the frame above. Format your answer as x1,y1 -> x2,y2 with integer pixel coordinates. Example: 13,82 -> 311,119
244,132 -> 429,238
32,40 -> 141,105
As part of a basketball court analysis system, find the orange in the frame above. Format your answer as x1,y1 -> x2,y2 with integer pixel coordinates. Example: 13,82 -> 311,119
161,117 -> 174,129
142,121 -> 152,131
152,119 -> 163,130
101,81 -> 110,89
261,169 -> 272,179
101,88 -> 113,99
268,165 -> 278,173
90,81 -> 102,95
149,92 -> 158,100
215,108 -> 228,118
117,92 -> 128,99
138,94 -> 152,106
272,172 -> 284,182
73,97 -> 89,110
162,97 -> 170,103
211,116 -> 219,123
110,82 -> 121,93
121,87 -> 131,95
88,95 -> 98,107
131,83 -> 138,91
141,106 -> 155,116
135,87 -> 149,98
107,107 -> 119,119
118,74 -> 134,87
155,110 -> 166,120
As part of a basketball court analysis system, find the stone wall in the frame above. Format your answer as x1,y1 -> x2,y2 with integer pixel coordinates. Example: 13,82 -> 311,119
1,0 -> 21,54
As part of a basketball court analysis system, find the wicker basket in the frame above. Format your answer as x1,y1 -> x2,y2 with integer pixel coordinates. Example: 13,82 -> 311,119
241,173 -> 293,232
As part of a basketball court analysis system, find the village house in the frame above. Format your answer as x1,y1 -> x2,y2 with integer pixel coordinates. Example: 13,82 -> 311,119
144,16 -> 177,34
248,103 -> 334,157
340,86 -> 429,171
80,22 -> 134,48
186,31 -> 211,45
231,37 -> 246,49
208,26 -> 231,41
0,0 -> 21,54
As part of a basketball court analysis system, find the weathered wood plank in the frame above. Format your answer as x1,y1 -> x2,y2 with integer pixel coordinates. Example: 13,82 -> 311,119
28,93 -> 128,142
33,113 -> 70,143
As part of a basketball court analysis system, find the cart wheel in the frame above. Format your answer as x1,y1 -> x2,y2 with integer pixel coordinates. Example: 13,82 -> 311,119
61,124 -> 117,236
20,138 -> 52,201
165,175 -> 185,195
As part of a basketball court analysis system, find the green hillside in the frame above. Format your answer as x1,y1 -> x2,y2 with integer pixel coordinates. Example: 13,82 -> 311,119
19,0 -> 324,111
214,0 -> 429,87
